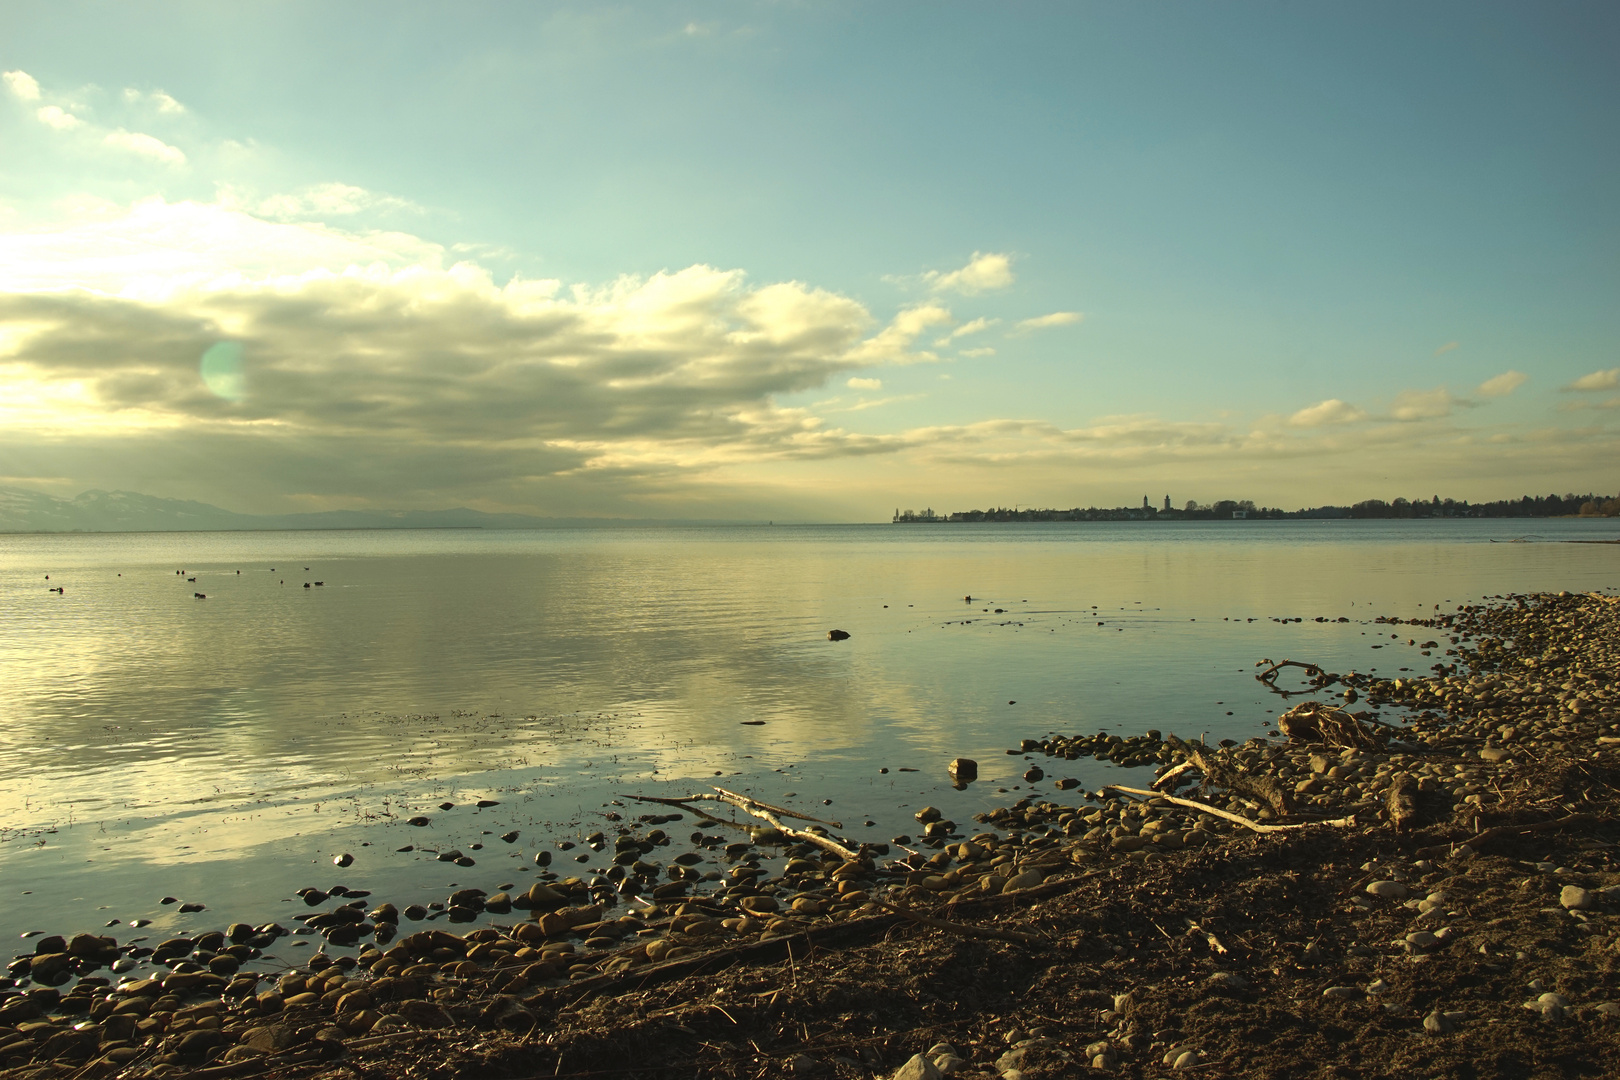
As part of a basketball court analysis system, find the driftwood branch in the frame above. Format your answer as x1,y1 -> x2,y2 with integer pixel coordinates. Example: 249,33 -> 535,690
622,794 -> 752,832
1276,700 -> 1395,749
712,787 -> 843,829
1101,784 -> 1359,833
1152,760 -> 1199,792
874,898 -> 1044,945
623,790 -> 859,861
1167,735 -> 1295,816
1255,658 -> 1330,685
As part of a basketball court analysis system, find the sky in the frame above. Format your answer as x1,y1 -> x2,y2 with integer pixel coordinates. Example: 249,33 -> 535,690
1,2 -> 1616,521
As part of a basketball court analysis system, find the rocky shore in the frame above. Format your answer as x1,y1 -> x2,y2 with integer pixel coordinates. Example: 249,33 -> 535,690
3,591 -> 1618,1079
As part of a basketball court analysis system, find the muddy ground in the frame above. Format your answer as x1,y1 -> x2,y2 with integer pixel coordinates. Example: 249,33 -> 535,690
2,591 -> 1618,1079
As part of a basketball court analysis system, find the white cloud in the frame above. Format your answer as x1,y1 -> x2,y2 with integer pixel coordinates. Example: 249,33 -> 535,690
933,316 -> 999,347
1477,370 -> 1527,398
923,252 -> 1014,295
1568,368 -> 1619,391
256,182 -> 421,220
104,129 -> 187,165
3,70 -> 41,101
1013,311 -> 1083,333
1433,341 -> 1459,356
847,377 -> 882,390
959,347 -> 995,358
124,87 -> 186,114
0,197 -> 443,297
1288,399 -> 1367,427
848,303 -> 952,365
1391,387 -> 1458,421
36,105 -> 82,130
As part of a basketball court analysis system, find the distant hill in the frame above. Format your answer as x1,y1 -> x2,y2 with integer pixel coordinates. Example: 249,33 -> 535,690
0,488 -> 721,533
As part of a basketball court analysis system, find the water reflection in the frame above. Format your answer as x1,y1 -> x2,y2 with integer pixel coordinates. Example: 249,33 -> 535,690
1,520 -> 1616,940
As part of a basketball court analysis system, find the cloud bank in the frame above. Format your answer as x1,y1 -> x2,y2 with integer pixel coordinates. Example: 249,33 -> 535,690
0,199 -> 968,513
0,191 -> 1610,519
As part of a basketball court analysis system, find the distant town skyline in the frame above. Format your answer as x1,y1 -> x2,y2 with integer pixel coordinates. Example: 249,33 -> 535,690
2,3 -> 1617,521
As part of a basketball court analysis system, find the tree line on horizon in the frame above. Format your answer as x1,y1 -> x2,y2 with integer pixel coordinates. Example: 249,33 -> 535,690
895,491 -> 1620,523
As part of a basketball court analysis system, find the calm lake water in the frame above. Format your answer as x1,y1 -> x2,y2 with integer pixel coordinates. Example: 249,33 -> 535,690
2,520 -> 1617,949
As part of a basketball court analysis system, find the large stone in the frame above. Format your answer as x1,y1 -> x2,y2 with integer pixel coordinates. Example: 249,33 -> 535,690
1560,885 -> 1595,910
891,1053 -> 943,1080
178,1029 -> 226,1057
1365,881 -> 1409,900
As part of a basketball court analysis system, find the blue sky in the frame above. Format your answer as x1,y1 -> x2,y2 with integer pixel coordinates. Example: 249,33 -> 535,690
1,2 -> 1616,519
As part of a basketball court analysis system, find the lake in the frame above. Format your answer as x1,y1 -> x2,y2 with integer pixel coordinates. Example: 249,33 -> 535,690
1,519 -> 1616,948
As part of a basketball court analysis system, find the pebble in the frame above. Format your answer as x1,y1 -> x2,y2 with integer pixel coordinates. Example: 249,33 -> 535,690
1560,885 -> 1594,910
1424,1010 -> 1455,1034
1366,881 -> 1409,900
1322,986 -> 1360,1000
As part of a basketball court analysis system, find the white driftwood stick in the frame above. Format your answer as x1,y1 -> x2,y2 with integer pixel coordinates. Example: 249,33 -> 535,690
1101,784 -> 1358,833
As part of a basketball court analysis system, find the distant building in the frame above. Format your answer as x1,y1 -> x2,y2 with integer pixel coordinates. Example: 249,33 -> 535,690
1232,510 -> 1248,519
1163,495 -> 1171,512
1142,495 -> 1149,510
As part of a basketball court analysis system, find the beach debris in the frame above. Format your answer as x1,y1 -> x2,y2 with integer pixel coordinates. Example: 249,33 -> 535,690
1164,735 -> 1295,817
1276,700 -> 1389,749
1385,776 -> 1419,831
1101,782 -> 1357,833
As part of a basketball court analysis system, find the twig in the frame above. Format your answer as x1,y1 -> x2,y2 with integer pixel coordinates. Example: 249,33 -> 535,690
1101,784 -> 1358,833
712,786 -> 843,829
1152,761 -> 1198,791
625,790 -> 860,860
874,898 -> 1044,945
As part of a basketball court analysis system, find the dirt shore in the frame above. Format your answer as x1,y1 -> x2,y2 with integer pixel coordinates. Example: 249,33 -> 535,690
3,591 -> 1618,1080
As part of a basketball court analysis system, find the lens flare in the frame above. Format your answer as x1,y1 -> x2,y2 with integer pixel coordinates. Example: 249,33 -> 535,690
199,342 -> 246,402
